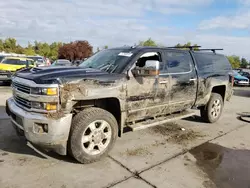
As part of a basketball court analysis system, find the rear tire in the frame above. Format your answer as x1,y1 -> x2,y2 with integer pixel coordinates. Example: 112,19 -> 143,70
200,93 -> 224,123
69,107 -> 118,164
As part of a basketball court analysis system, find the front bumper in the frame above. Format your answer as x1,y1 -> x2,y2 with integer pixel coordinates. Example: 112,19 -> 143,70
0,71 -> 12,81
234,80 -> 249,86
6,98 -> 73,155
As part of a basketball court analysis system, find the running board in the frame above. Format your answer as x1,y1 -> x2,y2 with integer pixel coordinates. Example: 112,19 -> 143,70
128,110 -> 195,131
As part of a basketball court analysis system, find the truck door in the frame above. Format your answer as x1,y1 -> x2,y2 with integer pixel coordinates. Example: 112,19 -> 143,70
162,50 -> 197,113
126,50 -> 170,122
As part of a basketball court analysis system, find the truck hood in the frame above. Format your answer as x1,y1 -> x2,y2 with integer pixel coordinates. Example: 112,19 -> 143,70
14,66 -> 125,84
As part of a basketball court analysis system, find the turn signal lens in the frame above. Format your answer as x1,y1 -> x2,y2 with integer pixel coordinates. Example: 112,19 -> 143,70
47,88 -> 58,95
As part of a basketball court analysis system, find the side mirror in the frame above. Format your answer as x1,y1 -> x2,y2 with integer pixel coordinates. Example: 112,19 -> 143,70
132,60 -> 160,77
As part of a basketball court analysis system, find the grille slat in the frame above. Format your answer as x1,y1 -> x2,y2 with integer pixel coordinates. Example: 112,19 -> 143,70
12,82 -> 30,94
14,95 -> 31,109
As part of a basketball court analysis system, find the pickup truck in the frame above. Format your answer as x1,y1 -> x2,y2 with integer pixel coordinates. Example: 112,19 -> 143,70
6,46 -> 233,163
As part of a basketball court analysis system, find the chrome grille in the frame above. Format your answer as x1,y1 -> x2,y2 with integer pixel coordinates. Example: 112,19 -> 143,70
12,81 -> 31,94
14,95 -> 31,109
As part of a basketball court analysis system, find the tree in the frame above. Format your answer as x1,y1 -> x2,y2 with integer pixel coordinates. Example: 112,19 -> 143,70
104,45 -> 108,49
175,42 -> 199,50
227,56 -> 241,69
3,38 -> 18,53
240,58 -> 248,68
23,43 -> 35,55
139,38 -> 157,46
58,40 -> 93,61
0,39 -> 4,52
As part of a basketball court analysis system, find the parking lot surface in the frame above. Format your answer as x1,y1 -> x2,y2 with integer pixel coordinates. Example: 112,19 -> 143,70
0,86 -> 249,188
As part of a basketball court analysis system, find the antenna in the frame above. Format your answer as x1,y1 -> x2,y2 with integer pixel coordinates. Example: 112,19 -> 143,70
167,46 -> 201,51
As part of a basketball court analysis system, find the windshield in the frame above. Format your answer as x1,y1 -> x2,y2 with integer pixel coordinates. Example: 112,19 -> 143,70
2,58 -> 28,65
52,60 -> 71,66
232,70 -> 241,76
79,49 -> 134,73
28,57 -> 43,62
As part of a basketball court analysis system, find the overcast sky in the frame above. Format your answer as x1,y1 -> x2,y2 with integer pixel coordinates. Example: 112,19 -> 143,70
0,0 -> 250,59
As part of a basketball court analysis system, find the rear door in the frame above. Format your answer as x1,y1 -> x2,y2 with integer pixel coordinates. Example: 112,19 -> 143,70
162,50 -> 198,113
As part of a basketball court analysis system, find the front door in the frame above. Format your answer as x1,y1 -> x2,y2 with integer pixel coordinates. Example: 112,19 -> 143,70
162,50 -> 197,113
126,50 -> 170,122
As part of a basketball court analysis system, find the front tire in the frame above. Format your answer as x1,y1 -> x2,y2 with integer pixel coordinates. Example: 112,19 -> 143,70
69,107 -> 118,164
200,93 -> 224,123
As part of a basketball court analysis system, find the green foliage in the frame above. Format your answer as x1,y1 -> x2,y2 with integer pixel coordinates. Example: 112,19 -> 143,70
227,56 -> 241,69
0,38 -> 65,60
104,45 -> 108,49
23,42 -> 36,55
139,38 -> 157,46
240,58 -> 248,68
175,42 -> 199,50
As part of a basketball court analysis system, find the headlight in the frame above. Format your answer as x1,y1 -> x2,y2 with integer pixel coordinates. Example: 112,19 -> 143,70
31,87 -> 58,95
32,102 -> 58,111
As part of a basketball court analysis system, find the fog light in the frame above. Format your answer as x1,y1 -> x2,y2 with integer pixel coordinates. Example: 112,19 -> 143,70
46,103 -> 57,111
34,123 -> 48,133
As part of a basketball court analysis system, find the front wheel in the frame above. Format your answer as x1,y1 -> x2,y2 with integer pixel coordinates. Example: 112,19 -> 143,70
200,93 -> 224,123
69,107 -> 118,164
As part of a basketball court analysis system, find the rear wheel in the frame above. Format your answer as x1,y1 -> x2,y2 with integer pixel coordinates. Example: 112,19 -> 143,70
200,93 -> 224,123
69,107 -> 118,164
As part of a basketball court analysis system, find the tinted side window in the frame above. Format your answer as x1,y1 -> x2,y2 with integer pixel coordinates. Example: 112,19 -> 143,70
193,53 -> 232,74
164,51 -> 191,73
2,59 -> 20,65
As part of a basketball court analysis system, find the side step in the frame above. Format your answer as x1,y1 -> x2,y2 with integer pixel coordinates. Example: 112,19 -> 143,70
128,110 -> 195,131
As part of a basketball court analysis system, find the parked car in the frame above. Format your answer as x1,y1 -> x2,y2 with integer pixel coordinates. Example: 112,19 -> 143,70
239,71 -> 250,81
231,70 -> 249,86
27,56 -> 46,67
51,59 -> 72,66
0,56 -> 35,83
6,46 -> 233,164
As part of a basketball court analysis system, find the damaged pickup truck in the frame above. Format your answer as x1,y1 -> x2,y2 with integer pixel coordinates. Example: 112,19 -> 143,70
6,46 -> 233,163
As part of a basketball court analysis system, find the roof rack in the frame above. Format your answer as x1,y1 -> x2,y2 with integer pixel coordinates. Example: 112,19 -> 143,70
167,45 -> 202,51
197,49 -> 223,53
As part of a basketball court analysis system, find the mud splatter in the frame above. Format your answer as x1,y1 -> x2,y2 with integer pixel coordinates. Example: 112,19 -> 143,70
46,110 -> 64,119
1,152 -> 8,156
167,129 -> 204,145
124,147 -> 153,156
149,122 -> 204,145
190,142 -> 250,188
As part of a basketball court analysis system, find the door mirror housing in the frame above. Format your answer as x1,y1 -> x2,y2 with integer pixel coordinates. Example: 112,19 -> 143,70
132,60 -> 160,77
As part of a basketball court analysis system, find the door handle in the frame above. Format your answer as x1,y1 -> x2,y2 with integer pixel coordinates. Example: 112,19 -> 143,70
159,80 -> 168,84
189,78 -> 197,81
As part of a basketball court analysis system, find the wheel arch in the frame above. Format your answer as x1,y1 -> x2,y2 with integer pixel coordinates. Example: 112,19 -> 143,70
72,97 -> 124,137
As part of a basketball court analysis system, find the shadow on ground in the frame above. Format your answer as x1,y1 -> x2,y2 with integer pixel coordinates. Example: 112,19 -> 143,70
183,115 -> 208,124
233,87 -> 250,98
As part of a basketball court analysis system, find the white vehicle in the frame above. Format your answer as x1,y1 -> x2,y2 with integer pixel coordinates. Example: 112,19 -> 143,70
27,56 -> 46,67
